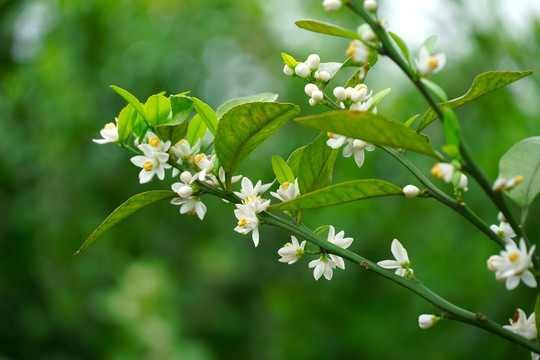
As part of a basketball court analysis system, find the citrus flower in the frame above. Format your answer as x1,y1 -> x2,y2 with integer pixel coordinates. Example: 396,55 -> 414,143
487,238 -> 537,290
415,46 -> 446,77
490,222 -> 517,243
503,309 -> 536,340
171,196 -> 207,220
377,239 -> 413,277
234,177 -> 271,200
322,0 -> 342,12
325,225 -> 354,270
93,119 -> 119,144
418,314 -> 440,329
342,139 -> 375,168
308,255 -> 337,280
270,179 -> 300,202
403,185 -> 420,198
430,162 -> 455,183
130,134 -> 171,184
191,153 -> 216,182
278,236 -> 306,264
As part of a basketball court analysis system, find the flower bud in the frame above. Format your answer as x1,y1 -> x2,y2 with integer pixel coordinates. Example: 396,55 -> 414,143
364,0 -> 377,11
304,83 -> 319,97
178,185 -> 194,199
361,29 -> 377,42
283,64 -> 294,76
294,63 -> 311,78
311,90 -> 324,102
403,185 -> 420,198
418,314 -> 438,329
180,171 -> 193,184
492,177 -> 507,191
315,70 -> 331,82
497,211 -> 507,223
322,0 -> 342,12
306,54 -> 320,70
333,86 -> 347,101
458,174 -> 468,191
308,98 -> 318,107
351,84 -> 368,103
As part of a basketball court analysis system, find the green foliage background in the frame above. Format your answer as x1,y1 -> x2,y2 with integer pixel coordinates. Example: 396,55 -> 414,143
1,0 -> 539,359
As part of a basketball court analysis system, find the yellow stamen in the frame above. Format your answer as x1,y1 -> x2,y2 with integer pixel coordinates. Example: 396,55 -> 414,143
428,56 -> 438,69
149,136 -> 160,147
346,40 -> 356,57
327,132 -> 335,138
430,163 -> 443,179
509,252 -> 519,262
195,153 -> 206,164
175,139 -> 186,146
187,209 -> 196,215
238,218 -> 248,227
104,122 -> 115,130
284,242 -> 292,247
512,175 -> 524,185
281,182 -> 291,190
143,160 -> 153,171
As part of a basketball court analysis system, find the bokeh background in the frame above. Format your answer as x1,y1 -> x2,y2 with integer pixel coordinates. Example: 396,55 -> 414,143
1,0 -> 539,359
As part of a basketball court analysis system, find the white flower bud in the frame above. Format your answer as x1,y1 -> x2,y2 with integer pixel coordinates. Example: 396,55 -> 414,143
458,174 -> 468,191
403,185 -> 420,198
308,98 -> 318,107
178,185 -> 194,199
180,171 -> 193,184
295,63 -> 311,78
304,83 -> 319,97
492,177 -> 507,191
364,0 -> 377,11
351,84 -> 368,103
345,87 -> 356,99
361,29 -> 377,42
418,314 -> 437,329
497,211 -> 507,223
311,90 -> 324,102
306,54 -> 320,70
322,0 -> 342,12
283,64 -> 294,76
315,70 -> 331,82
333,86 -> 347,101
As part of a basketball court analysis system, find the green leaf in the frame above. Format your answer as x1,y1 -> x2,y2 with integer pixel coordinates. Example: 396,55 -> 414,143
418,71 -> 533,131
295,111 -> 438,158
404,114 -> 420,128
75,191 -> 177,255
314,225 -> 330,235
420,78 -> 448,102
117,104 -> 139,143
297,132 -> 339,194
192,98 -> 218,135
535,293 -> 540,339
443,107 -> 461,147
499,136 -> 540,207
110,85 -> 147,120
318,62 -> 344,79
281,52 -> 298,70
216,92 -> 279,119
186,114 -> 207,145
368,88 -> 391,111
215,102 -> 300,175
170,95 -> 193,123
287,146 -> 305,177
268,180 -> 403,211
272,155 -> 295,184
422,35 -> 439,54
389,31 -> 410,63
441,144 -> 459,158
345,66 -> 368,88
145,94 -> 171,127
156,118 -> 189,144
295,20 -> 361,40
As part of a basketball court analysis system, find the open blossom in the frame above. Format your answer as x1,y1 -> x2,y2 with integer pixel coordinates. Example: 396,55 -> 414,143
93,120 -> 119,144
309,255 -> 337,281
206,167 -> 242,188
342,139 -> 375,168
490,222 -> 517,243
503,309 -> 537,340
191,153 -> 216,182
377,239 -> 413,277
430,162 -> 455,183
234,177 -> 271,200
487,238 -> 536,290
270,179 -> 300,202
278,236 -> 306,264
326,225 -> 354,270
493,175 -> 524,191
130,133 -> 171,184
233,182 -> 271,247
171,196 -> 207,220
415,46 -> 446,77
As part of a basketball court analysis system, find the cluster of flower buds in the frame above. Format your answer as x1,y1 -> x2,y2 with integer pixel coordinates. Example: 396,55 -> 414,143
283,54 -> 330,82
333,83 -> 375,111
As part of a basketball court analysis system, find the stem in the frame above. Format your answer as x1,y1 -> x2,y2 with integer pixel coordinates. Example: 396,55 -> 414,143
262,211 -> 540,354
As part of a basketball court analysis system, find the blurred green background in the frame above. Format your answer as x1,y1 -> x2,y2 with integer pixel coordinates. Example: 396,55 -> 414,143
1,0 -> 539,359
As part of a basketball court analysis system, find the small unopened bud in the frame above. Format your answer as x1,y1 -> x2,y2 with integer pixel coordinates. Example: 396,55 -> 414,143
311,90 -> 324,102
306,54 -> 320,70
506,175 -> 524,189
493,177 -> 507,191
294,63 -> 311,78
178,185 -> 194,199
304,83 -> 319,97
418,314 -> 439,329
364,0 -> 377,11
497,212 -> 507,223
458,174 -> 468,192
283,64 -> 294,76
315,70 -> 331,82
322,0 -> 342,12
403,185 -> 420,198
333,86 -> 347,101
309,98 -> 318,107
180,171 -> 193,184
361,29 -> 377,42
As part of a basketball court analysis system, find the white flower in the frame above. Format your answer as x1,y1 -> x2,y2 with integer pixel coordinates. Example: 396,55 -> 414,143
139,132 -> 171,155
270,179 -> 301,202
234,177 -> 271,200
333,86 -> 347,101
93,120 -> 119,144
130,135 -> 171,184
315,70 -> 331,82
490,222 -> 517,243
172,182 -> 193,199
294,62 -> 311,78
283,64 -> 294,76
533,352 -> 539,360
377,239 -> 413,277
342,139 -> 375,168
361,29 -> 377,42
326,225 -> 354,270
326,132 -> 348,149
497,211 -> 507,223
403,185 -> 420,198
415,46 -> 446,77
305,83 -> 324,106
346,40 -> 370,64
364,0 -> 377,11
487,238 -> 536,290
322,0 -> 342,12
171,196 -> 207,220
234,203 -> 263,246
206,167 -> 242,187
171,139 -> 200,177
457,173 -> 468,191
503,309 -> 537,340
430,162 -> 455,183
191,153 -> 216,182
278,236 -> 306,264
350,84 -> 369,103
493,175 -> 524,191
306,54 -> 320,70
418,314 -> 438,329
309,255 -> 337,280
304,83 -> 319,97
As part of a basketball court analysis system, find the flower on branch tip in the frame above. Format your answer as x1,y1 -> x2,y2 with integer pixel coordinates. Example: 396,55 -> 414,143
487,238 -> 536,290
270,179 -> 300,202
234,177 -> 271,200
490,222 -> 516,243
234,194 -> 270,247
191,153 -> 216,182
346,40 -> 369,64
503,309 -> 537,341
415,46 -> 446,77
309,255 -> 337,281
377,239 -> 414,277
325,225 -> 354,270
278,236 -> 306,264
403,185 -> 420,198
130,133 -> 171,184
418,314 -> 440,329
322,0 -> 342,12
306,54 -> 320,71
93,119 -> 119,144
